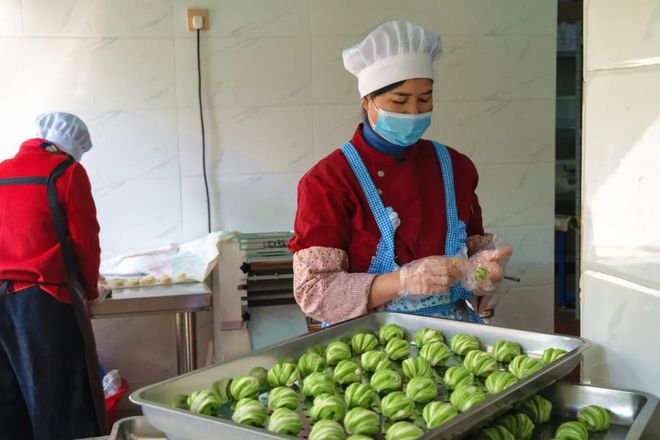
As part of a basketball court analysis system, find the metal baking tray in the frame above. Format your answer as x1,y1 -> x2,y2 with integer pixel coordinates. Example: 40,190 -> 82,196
130,312 -> 588,439
533,382 -> 659,439
109,416 -> 168,440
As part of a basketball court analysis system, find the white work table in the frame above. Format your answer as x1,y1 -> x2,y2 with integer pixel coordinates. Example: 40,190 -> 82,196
90,283 -> 212,374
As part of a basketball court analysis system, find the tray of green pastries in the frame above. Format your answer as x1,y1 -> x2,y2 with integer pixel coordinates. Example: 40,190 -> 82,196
130,312 -> 589,439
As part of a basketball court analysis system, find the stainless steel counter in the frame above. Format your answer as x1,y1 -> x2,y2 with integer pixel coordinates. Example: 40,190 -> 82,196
91,283 -> 212,374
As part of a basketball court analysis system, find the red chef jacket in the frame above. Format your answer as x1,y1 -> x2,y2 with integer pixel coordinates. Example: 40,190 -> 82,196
289,124 -> 484,272
0,138 -> 100,303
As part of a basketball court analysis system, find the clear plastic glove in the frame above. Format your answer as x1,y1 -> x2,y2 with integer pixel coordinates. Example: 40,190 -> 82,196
92,284 -> 112,304
398,256 -> 464,297
465,235 -> 513,317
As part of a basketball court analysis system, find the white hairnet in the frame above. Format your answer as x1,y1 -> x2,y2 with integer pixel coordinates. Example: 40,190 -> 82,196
35,112 -> 92,161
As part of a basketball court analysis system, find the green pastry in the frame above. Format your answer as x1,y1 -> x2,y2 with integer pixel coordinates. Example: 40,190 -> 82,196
307,344 -> 326,357
334,359 -> 362,385
231,398 -> 267,427
187,390 -> 220,416
491,341 -> 522,363
508,355 -> 543,379
267,407 -> 302,436
443,365 -> 475,390
423,401 -> 458,429
267,362 -> 299,388
229,375 -> 260,400
542,347 -> 568,366
499,413 -> 535,440
386,338 -> 411,361
463,350 -> 497,377
405,376 -> 437,403
414,327 -> 445,347
381,391 -> 416,421
267,386 -> 298,411
344,382 -> 379,410
344,407 -> 380,436
309,419 -> 346,440
327,340 -> 352,366
519,395 -> 552,424
351,332 -> 379,354
249,367 -> 269,390
310,393 -> 346,422
577,404 -> 610,432
450,333 -> 481,356
171,394 -> 189,410
346,436 -> 373,440
478,425 -> 515,440
302,372 -> 336,398
298,352 -> 326,377
419,341 -> 452,367
371,368 -> 402,394
385,421 -> 425,440
402,357 -> 432,379
555,420 -> 589,440
484,371 -> 518,394
379,323 -> 405,344
449,384 -> 486,412
212,377 -> 231,403
361,350 -> 391,373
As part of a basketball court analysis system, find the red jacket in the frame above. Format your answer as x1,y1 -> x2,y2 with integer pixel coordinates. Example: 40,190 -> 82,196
289,125 -> 484,272
0,138 -> 100,303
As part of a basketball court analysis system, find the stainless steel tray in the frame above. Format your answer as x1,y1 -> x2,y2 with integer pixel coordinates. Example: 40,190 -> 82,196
534,382 -> 659,439
109,416 -> 168,440
131,312 -> 589,439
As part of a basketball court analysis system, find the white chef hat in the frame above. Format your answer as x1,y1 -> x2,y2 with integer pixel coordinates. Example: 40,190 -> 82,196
343,20 -> 442,97
35,112 -> 92,162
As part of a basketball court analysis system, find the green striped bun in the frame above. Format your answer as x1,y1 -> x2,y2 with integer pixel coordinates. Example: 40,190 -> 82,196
231,398 -> 267,427
370,368 -> 402,394
450,333 -> 481,356
267,407 -> 302,436
444,365 -> 475,390
499,413 -> 535,440
484,371 -> 518,394
577,405 -> 611,432
519,395 -> 553,424
478,425 -> 515,440
309,419 -> 346,440
310,393 -> 346,422
419,341 -> 452,367
361,350 -> 391,373
402,357 -> 432,379
449,384 -> 486,412
302,372 -> 336,398
249,367 -> 268,390
351,333 -> 379,354
267,362 -> 299,388
346,436 -> 373,440
171,394 -> 189,410
334,359 -> 362,385
326,341 -> 352,366
212,377 -> 231,403
463,350 -> 497,377
492,341 -> 523,363
379,323 -> 405,344
555,420 -> 589,440
423,401 -> 458,429
345,383 -> 379,410
307,344 -> 326,357
542,347 -> 568,366
229,375 -> 260,401
267,386 -> 298,411
385,421 -> 425,440
344,407 -> 380,436
414,327 -> 445,348
405,376 -> 438,403
188,390 -> 220,415
508,355 -> 543,379
381,391 -> 416,421
386,338 -> 411,361
298,352 -> 326,377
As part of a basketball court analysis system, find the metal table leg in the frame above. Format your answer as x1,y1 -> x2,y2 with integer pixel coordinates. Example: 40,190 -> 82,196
175,311 -> 197,374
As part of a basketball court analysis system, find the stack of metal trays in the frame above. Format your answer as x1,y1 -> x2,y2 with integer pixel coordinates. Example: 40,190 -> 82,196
131,312 -> 592,439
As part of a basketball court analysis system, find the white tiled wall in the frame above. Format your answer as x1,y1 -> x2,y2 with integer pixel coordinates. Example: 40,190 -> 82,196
0,0 -> 557,396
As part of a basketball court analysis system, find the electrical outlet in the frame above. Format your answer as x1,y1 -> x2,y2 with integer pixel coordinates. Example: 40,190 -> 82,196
186,8 -> 209,31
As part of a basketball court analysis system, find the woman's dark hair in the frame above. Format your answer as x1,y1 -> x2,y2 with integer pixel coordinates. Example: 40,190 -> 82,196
368,80 -> 406,99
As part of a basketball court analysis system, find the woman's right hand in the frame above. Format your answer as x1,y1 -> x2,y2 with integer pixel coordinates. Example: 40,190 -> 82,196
398,255 -> 465,296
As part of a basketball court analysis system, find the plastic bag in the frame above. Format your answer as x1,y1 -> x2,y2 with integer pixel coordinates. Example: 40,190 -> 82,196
102,369 -> 122,398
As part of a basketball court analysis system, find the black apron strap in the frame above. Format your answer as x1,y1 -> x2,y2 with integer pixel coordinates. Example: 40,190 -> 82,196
0,177 -> 48,185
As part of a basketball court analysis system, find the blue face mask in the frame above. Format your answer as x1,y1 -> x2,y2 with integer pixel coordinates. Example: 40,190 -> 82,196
369,103 -> 432,147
